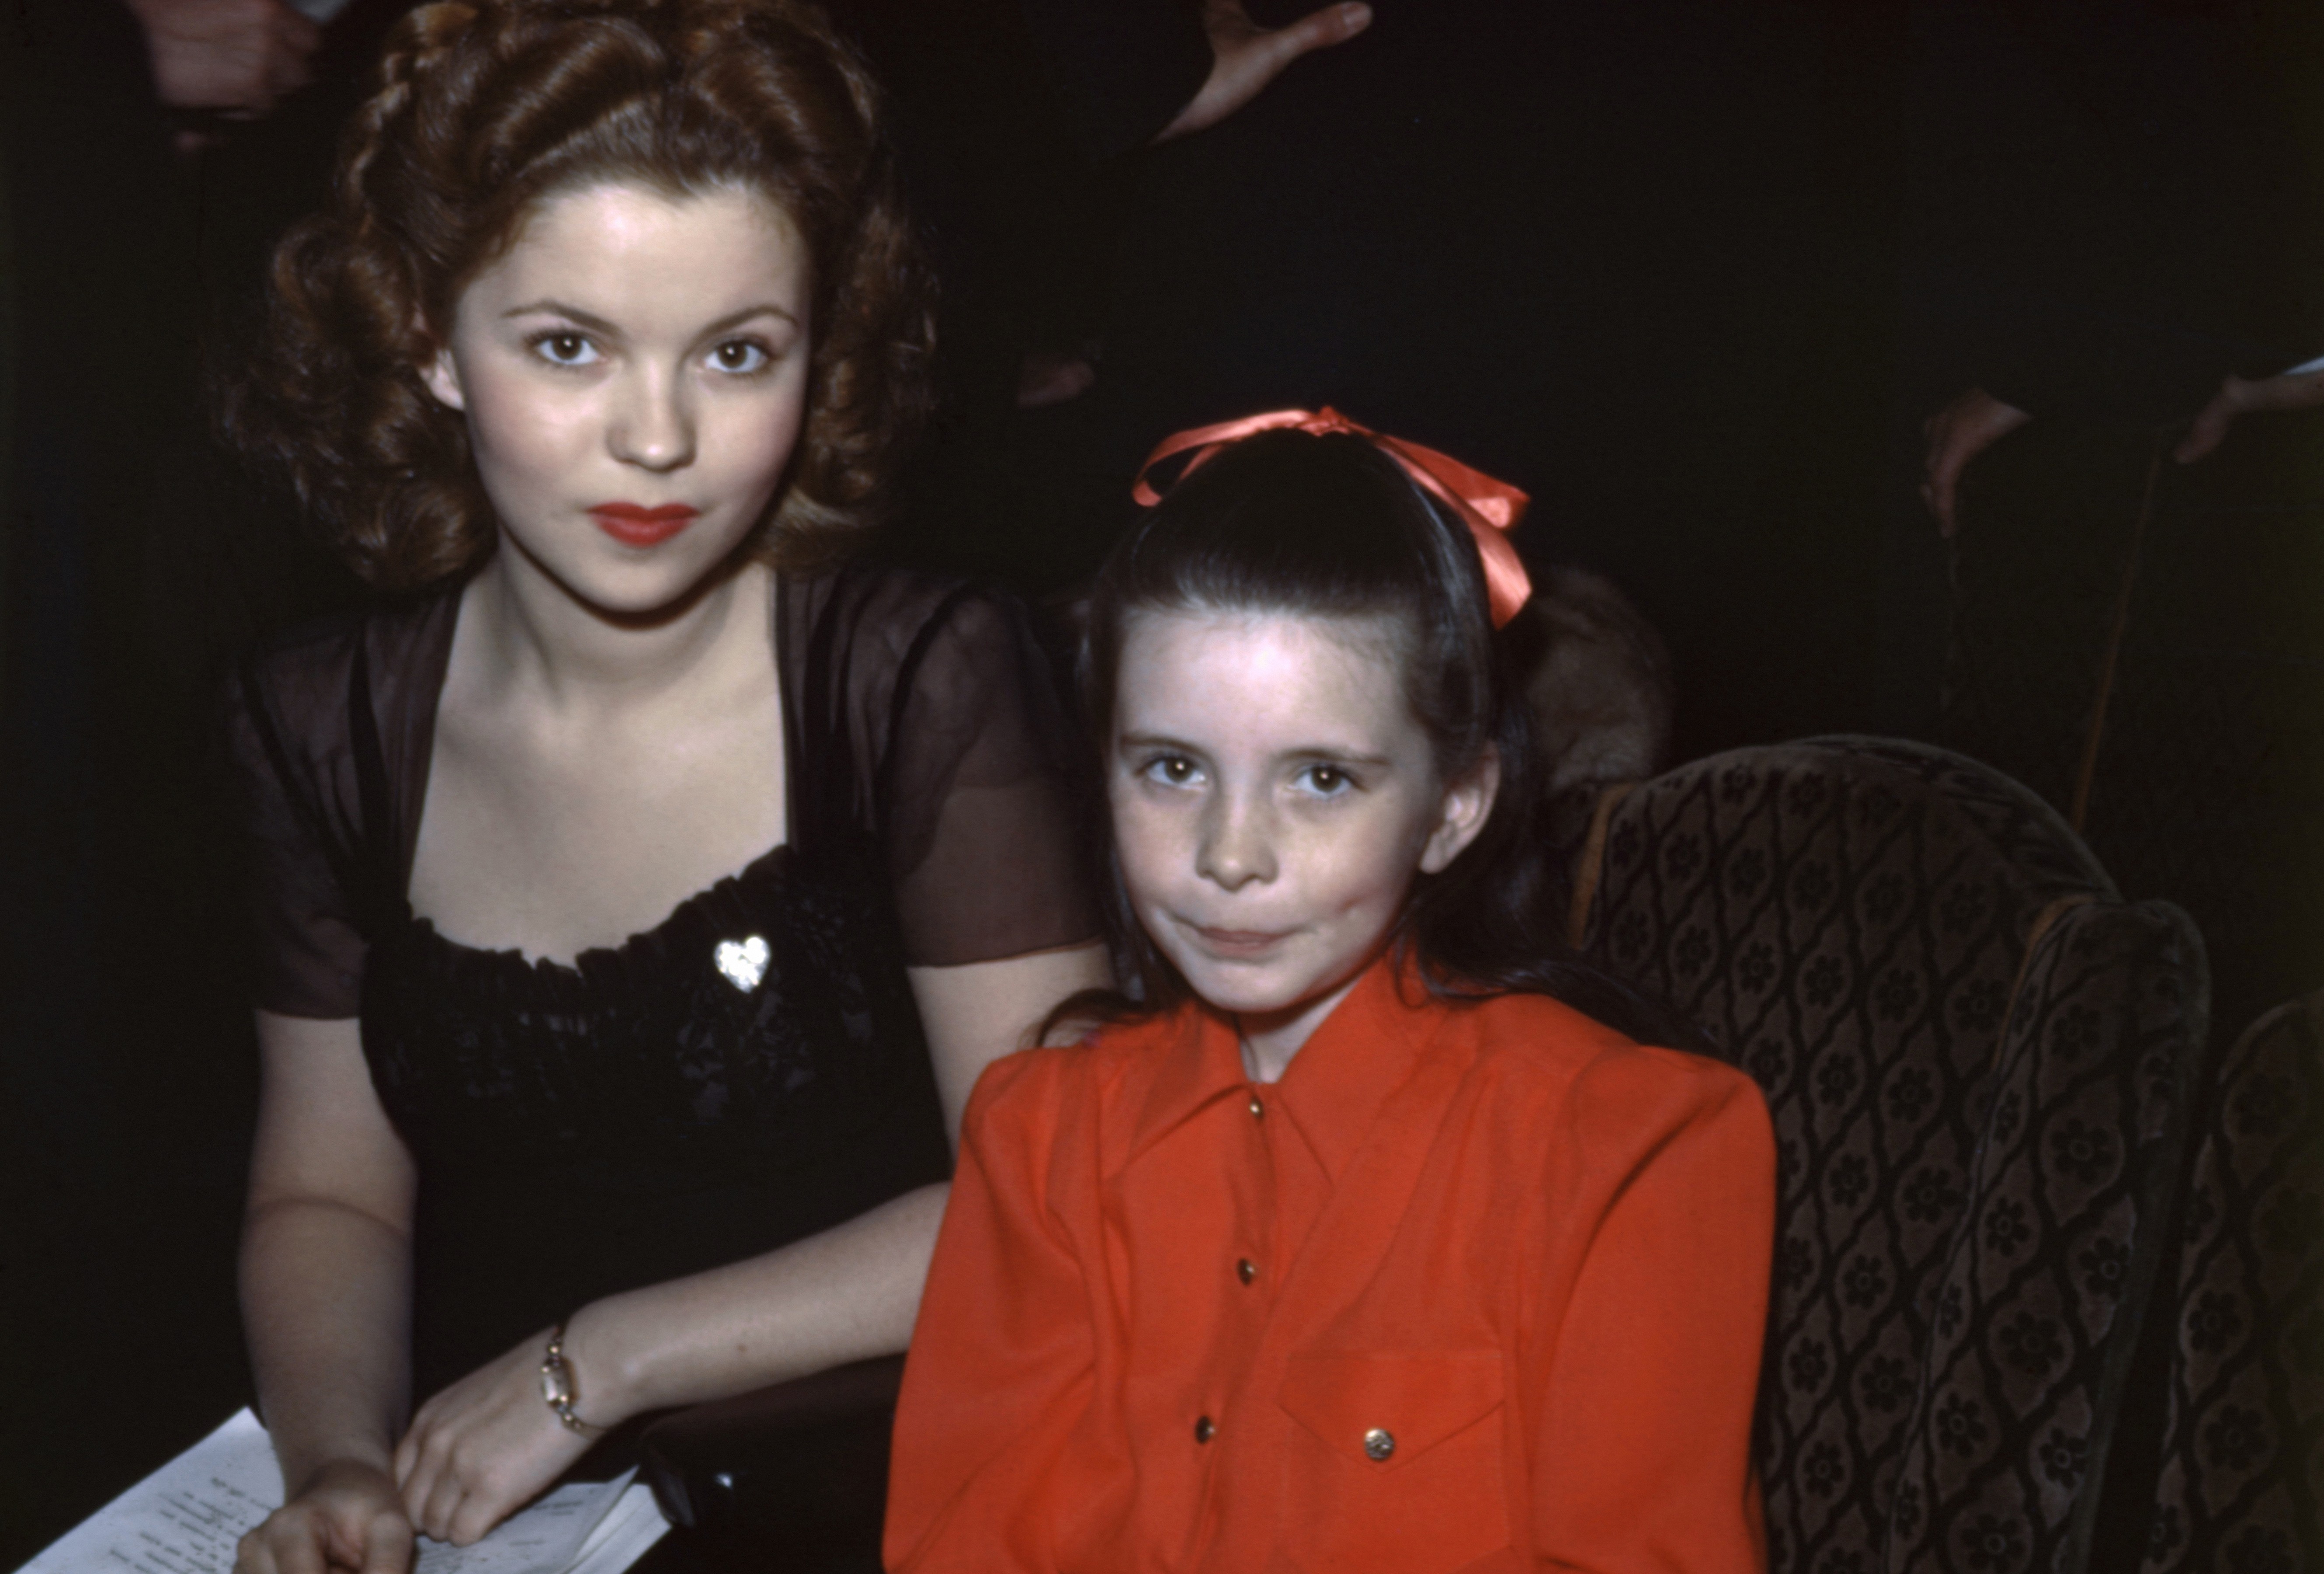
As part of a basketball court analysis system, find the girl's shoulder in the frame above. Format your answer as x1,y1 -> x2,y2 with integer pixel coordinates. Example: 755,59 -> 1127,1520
1452,989 -> 1769,1143
979,1006 -> 1178,1098
959,1006 -> 1198,1146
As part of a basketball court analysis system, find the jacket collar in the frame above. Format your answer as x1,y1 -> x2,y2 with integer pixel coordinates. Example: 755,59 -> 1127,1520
1124,951 -> 1445,1182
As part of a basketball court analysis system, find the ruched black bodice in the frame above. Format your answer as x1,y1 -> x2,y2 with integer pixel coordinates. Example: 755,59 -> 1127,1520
227,566 -> 1096,1403
364,836 -> 952,1397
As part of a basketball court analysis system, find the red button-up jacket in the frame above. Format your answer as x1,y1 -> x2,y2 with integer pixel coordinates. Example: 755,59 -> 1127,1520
886,957 -> 1776,1574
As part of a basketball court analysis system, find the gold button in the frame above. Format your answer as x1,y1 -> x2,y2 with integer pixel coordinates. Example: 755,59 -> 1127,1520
1363,1428 -> 1395,1461
1195,1415 -> 1216,1444
1248,1095 -> 1264,1118
1236,1258 -> 1257,1285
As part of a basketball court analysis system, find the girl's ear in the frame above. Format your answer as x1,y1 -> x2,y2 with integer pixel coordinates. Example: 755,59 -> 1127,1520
420,342 -> 467,411
1419,745 -> 1500,874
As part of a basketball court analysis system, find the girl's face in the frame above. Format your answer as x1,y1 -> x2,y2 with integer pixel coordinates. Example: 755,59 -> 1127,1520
1111,609 -> 1497,1057
423,180 -> 813,615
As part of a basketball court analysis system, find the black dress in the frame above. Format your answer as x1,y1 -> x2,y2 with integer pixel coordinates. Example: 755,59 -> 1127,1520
226,566 -> 1098,1403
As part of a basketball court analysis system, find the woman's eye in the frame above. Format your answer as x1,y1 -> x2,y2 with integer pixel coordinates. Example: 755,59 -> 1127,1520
1298,763 -> 1354,796
531,331 -> 599,367
708,339 -> 771,374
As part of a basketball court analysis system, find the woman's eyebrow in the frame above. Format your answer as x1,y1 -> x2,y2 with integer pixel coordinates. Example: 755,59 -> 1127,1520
499,299 -> 799,336
698,303 -> 800,335
502,298 -> 618,332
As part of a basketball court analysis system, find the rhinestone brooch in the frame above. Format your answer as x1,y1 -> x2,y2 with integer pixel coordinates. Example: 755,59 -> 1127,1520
714,934 -> 770,992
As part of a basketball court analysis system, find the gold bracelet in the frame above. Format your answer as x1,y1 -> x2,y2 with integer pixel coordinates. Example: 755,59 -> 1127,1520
538,1321 -> 606,1438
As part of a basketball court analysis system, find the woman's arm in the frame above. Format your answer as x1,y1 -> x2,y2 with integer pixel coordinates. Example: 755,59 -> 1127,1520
392,942 -> 1111,1545
236,1011 -> 420,1574
912,940 -> 1112,1145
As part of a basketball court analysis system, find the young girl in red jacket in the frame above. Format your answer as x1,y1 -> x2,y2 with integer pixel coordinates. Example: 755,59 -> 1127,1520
886,412 -> 1776,1574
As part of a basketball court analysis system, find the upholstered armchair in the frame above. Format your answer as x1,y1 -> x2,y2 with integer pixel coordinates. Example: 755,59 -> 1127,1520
2141,989 -> 2324,1574
639,1354 -> 902,1571
1554,737 -> 2211,1574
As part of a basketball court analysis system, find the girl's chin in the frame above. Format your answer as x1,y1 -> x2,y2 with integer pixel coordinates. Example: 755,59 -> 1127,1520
1169,957 -> 1289,1009
1174,957 -> 1338,1022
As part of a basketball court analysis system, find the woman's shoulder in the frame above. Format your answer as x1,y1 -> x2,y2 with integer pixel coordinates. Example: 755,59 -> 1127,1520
786,561 -> 1035,672
233,590 -> 459,734
782,563 -> 1057,756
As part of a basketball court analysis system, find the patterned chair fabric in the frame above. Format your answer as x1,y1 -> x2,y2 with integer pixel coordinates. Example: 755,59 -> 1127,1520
1560,738 -> 2210,1574
2143,990 -> 2324,1574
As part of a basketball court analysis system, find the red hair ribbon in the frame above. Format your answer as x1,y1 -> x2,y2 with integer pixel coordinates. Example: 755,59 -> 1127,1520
1131,406 -> 1533,628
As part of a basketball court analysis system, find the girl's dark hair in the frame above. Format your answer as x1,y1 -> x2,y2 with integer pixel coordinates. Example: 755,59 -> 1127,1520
1053,427 -> 1702,1051
220,0 -> 934,592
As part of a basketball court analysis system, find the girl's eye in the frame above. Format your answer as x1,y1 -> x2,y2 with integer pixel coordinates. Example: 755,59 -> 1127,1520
1298,763 -> 1355,796
531,331 -> 599,367
1140,754 -> 1202,787
708,339 -> 771,374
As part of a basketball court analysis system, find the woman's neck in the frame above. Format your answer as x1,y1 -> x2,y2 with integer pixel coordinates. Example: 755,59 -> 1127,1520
465,547 -> 770,711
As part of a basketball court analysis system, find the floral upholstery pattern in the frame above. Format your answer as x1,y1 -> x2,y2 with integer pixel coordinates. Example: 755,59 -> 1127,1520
2143,991 -> 2324,1574
1563,738 -> 2210,1574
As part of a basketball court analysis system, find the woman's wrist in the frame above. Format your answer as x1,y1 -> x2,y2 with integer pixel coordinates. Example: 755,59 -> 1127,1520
257,1384 -> 403,1490
556,1298 -> 644,1429
280,1439 -> 399,1500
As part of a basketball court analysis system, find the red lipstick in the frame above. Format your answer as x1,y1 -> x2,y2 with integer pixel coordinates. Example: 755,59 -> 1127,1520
590,502 -> 699,547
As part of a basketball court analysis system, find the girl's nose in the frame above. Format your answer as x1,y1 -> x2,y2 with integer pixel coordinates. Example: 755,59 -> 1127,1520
1195,792 -> 1276,891
609,366 -> 695,472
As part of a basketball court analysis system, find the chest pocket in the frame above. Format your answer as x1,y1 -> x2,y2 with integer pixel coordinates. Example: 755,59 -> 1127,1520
1274,1351 -> 1510,1574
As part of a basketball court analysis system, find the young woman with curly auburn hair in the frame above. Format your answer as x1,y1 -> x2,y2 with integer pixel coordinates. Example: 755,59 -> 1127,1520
222,0 -> 931,590
218,5 -> 1106,1570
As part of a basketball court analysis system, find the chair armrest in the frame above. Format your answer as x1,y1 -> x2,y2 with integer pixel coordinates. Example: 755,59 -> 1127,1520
637,1355 -> 904,1571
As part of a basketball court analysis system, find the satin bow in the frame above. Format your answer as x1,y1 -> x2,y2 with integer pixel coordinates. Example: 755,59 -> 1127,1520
1131,407 -> 1533,627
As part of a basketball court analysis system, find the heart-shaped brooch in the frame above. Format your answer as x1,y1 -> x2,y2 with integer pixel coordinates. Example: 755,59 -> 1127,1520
714,934 -> 770,992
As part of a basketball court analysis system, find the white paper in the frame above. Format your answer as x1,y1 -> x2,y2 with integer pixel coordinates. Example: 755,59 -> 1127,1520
411,1473 -> 638,1574
17,1410 -> 667,1574
562,1488 -> 669,1574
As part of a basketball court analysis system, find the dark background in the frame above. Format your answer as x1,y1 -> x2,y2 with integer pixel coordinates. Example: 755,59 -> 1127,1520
2,0 -> 2316,1565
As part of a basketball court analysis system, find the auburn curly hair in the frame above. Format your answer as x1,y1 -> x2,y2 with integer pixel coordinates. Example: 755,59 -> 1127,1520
222,0 -> 935,591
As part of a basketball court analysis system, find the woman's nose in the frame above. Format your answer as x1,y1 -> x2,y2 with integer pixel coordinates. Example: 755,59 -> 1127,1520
609,366 -> 695,472
1195,791 -> 1276,891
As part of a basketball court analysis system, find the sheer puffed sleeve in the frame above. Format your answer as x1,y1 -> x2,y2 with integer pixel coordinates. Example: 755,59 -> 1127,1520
825,575 -> 1099,968
220,596 -> 452,1019
222,624 -> 372,1020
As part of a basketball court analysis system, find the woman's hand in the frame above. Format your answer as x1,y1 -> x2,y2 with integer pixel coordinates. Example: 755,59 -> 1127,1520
1921,386 -> 2032,538
236,1459 -> 413,1574
1155,0 -> 1372,143
2175,366 -> 2324,463
392,1328 -> 601,1546
125,0 -> 320,115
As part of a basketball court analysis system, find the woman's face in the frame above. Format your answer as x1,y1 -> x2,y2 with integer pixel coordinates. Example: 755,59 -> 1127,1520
424,180 -> 813,614
1109,608 -> 1496,1051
